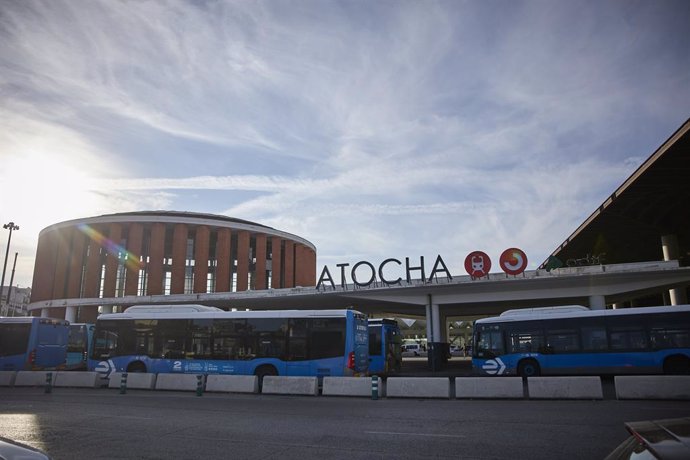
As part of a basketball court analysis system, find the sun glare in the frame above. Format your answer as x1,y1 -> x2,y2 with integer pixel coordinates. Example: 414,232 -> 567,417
4,150 -> 104,237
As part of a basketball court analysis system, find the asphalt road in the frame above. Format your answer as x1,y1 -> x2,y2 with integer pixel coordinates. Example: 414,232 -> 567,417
2,387 -> 689,459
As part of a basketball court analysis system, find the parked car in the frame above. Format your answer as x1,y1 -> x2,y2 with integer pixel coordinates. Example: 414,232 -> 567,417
604,417 -> 690,460
0,436 -> 51,459
402,344 -> 422,356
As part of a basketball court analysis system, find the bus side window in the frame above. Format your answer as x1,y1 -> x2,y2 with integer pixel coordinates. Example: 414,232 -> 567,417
609,327 -> 648,351
288,319 -> 308,361
650,325 -> 690,349
581,327 -> 608,351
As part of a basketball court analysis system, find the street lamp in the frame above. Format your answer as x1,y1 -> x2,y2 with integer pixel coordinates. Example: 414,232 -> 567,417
1,221 -> 19,312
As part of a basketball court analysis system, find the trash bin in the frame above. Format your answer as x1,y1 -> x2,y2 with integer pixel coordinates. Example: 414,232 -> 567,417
427,342 -> 448,371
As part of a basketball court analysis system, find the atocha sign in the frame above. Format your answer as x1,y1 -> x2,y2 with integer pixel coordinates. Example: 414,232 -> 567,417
316,248 -> 528,290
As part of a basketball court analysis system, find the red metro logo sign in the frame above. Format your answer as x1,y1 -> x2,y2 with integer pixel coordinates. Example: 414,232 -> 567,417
499,248 -> 528,275
465,247 -> 528,279
464,251 -> 491,278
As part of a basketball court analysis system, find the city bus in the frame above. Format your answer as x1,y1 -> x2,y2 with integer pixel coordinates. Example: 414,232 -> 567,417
368,318 -> 402,375
472,305 -> 690,377
65,323 -> 95,370
88,305 -> 370,381
0,317 -> 69,371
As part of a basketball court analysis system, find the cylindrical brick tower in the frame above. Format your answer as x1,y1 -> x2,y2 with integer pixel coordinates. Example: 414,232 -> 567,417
29,211 -> 317,320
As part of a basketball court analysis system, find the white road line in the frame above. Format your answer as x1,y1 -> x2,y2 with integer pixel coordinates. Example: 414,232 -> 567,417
364,431 -> 465,438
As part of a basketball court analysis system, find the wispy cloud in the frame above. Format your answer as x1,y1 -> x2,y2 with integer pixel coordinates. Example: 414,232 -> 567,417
1,0 -> 688,287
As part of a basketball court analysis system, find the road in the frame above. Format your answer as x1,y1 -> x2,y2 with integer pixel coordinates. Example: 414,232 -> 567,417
2,387 -> 689,459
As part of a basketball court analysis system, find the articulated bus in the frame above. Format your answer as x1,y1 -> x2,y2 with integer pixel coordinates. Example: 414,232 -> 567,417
88,305 -> 369,381
66,323 -> 95,370
0,317 -> 69,371
472,305 -> 690,377
368,318 -> 402,375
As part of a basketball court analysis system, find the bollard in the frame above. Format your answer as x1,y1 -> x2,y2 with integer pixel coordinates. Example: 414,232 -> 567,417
120,373 -> 128,394
196,375 -> 203,397
45,372 -> 53,394
371,375 -> 379,400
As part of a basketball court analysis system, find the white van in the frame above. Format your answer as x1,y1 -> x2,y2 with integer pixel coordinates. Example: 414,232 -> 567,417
402,343 -> 423,356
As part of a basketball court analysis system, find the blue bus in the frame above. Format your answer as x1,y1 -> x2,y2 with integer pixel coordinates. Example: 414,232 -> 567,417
368,318 -> 402,375
472,305 -> 690,377
88,305 -> 369,381
0,317 -> 69,371
66,323 -> 95,370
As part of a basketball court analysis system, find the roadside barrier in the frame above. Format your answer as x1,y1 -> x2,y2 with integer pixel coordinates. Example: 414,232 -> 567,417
262,376 -> 319,396
527,376 -> 603,400
386,377 -> 450,399
0,371 -> 17,387
108,372 -> 157,390
614,375 -> 690,400
3,372 -> 689,400
155,373 -> 206,392
455,377 -> 523,399
321,376 -> 381,398
205,375 -> 258,394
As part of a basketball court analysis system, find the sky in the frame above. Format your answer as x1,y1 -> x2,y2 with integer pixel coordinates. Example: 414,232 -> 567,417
1,0 -> 689,290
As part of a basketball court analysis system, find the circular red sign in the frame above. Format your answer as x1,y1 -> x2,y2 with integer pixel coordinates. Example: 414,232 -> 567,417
464,251 -> 491,278
499,248 -> 528,275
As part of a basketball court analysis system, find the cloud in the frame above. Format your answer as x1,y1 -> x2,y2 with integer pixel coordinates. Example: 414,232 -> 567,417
1,0 -> 688,289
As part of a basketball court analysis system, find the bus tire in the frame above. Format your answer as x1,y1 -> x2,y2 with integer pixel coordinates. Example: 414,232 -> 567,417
663,355 -> 690,375
517,359 -> 540,377
126,361 -> 147,373
254,365 -> 278,390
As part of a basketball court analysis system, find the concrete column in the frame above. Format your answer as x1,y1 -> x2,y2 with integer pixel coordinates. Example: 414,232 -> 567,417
271,237 -> 282,289
661,234 -> 688,305
102,224 -> 122,298
254,234 -> 267,290
215,228 -> 232,292
431,304 -> 442,342
65,306 -> 77,323
170,224 -> 188,294
284,241 -> 295,288
147,223 -> 166,295
30,231 -> 59,303
82,235 -> 103,298
51,229 -> 72,299
193,226 -> 210,293
236,231 -> 250,291
425,304 -> 433,342
125,223 -> 144,296
101,305 -> 113,314
41,308 -> 50,318
66,229 -> 86,299
589,295 -> 606,310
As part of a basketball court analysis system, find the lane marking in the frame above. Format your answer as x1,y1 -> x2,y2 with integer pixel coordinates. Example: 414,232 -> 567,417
364,431 -> 465,438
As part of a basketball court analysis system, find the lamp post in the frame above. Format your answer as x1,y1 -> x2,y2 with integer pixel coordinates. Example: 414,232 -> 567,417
1,221 -> 19,313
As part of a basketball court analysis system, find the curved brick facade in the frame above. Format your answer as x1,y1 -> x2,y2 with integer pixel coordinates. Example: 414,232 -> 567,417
30,211 -> 317,321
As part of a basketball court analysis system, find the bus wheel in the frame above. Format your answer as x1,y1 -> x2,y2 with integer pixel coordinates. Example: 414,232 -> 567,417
254,365 -> 278,390
518,359 -> 540,377
126,361 -> 147,373
663,355 -> 690,375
